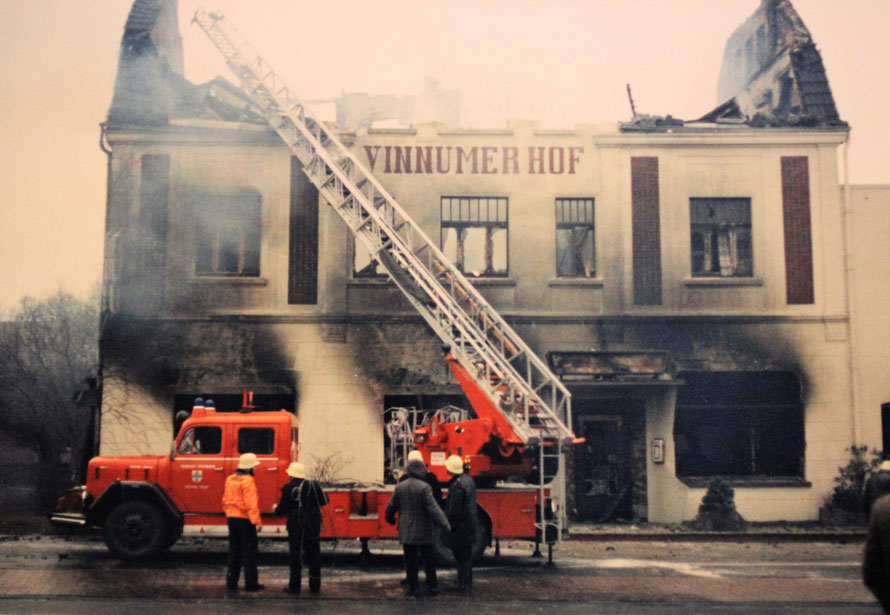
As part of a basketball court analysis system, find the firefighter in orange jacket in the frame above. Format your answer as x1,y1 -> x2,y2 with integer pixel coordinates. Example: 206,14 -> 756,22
223,452 -> 264,591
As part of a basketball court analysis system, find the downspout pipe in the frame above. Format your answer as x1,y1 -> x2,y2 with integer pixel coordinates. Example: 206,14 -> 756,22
92,121 -> 113,463
841,133 -> 860,445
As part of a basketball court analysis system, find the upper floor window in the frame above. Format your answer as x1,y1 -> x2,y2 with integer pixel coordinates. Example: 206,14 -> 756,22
690,198 -> 752,278
195,192 -> 261,277
555,198 -> 595,278
441,196 -> 508,277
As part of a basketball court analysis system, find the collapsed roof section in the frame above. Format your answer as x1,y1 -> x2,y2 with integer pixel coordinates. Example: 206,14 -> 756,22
623,0 -> 846,133
107,0 -> 263,127
712,0 -> 844,127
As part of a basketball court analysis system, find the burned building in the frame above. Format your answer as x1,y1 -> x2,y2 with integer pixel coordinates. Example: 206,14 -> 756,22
99,0 -> 863,523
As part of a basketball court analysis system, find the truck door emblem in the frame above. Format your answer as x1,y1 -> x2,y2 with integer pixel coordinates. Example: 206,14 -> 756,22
192,470 -> 203,483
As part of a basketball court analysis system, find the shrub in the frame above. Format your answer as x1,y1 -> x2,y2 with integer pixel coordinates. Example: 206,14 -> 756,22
824,445 -> 883,512
698,478 -> 736,513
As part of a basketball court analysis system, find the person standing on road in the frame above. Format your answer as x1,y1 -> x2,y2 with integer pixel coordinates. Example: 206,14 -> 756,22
864,493 -> 890,612
275,461 -> 328,595
865,461 -> 890,523
385,456 -> 450,597
445,454 -> 478,593
223,452 -> 264,591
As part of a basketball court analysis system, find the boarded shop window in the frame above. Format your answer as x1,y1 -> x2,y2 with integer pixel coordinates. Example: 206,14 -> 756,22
673,371 -> 804,478
238,428 -> 275,455
631,157 -> 662,305
288,156 -> 319,304
781,156 -> 814,304
556,198 -> 595,278
690,198 -> 753,277
194,191 -> 261,277
441,196 -> 508,277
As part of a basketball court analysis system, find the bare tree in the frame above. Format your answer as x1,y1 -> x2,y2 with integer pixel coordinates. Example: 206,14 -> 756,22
0,291 -> 99,505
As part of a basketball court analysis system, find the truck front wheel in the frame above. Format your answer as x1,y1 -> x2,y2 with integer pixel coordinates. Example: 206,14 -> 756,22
103,500 -> 168,560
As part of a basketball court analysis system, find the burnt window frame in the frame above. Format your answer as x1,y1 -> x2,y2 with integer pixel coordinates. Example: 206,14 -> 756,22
352,237 -> 387,278
673,371 -> 805,480
555,197 -> 596,278
690,197 -> 753,278
440,196 -> 509,278
194,191 -> 262,278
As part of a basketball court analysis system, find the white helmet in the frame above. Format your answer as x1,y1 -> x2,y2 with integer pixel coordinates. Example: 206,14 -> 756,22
286,461 -> 306,478
407,450 -> 424,463
445,454 -> 464,475
237,452 -> 260,470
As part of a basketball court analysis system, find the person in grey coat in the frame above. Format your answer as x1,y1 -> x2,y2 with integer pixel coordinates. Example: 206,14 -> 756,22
864,494 -> 890,612
445,454 -> 478,593
385,458 -> 451,597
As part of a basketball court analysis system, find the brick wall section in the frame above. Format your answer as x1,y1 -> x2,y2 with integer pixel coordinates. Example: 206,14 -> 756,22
781,156 -> 814,304
631,157 -> 662,305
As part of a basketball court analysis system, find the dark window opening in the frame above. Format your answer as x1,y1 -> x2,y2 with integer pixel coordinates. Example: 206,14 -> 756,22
194,192 -> 261,277
441,196 -> 508,277
177,426 -> 222,455
238,427 -> 275,455
556,198 -> 595,278
690,198 -> 753,277
673,371 -> 804,478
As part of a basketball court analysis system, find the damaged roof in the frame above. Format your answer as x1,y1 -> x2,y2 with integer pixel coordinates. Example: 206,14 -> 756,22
108,0 -> 264,128
622,0 -> 846,133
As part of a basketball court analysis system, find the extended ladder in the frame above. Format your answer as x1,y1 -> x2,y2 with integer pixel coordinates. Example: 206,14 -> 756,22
193,9 -> 575,540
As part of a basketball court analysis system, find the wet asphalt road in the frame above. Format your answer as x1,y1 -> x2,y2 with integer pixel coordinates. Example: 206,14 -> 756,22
0,534 -> 881,614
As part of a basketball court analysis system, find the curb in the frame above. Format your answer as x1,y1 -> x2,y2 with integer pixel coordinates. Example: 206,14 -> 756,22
568,531 -> 866,543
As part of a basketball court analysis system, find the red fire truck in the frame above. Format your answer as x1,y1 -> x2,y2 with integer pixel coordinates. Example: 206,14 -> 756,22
51,392 -> 544,562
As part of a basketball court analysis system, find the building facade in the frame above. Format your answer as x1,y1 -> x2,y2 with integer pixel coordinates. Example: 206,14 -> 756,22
98,0 -> 862,523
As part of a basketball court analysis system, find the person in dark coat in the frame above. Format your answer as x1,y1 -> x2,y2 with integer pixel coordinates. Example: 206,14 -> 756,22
865,461 -> 890,522
385,458 -> 450,597
864,493 -> 890,612
274,461 -> 328,595
445,454 -> 478,593
400,449 -> 444,509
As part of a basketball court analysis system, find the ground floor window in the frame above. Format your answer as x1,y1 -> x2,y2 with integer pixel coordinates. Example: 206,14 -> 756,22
673,371 -> 804,478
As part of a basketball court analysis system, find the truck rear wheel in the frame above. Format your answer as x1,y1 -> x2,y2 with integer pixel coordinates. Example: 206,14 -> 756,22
432,515 -> 491,566
103,500 -> 168,560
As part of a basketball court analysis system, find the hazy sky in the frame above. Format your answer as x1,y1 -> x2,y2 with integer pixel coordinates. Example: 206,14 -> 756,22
0,0 -> 887,311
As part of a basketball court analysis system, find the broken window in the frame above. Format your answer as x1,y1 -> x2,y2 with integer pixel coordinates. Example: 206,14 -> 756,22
556,198 -> 595,278
441,196 -> 508,277
690,198 -> 753,277
353,239 -> 386,277
194,191 -> 261,277
673,371 -> 804,479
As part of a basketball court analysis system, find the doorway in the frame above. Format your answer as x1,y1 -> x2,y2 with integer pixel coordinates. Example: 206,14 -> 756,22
571,398 -> 646,522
